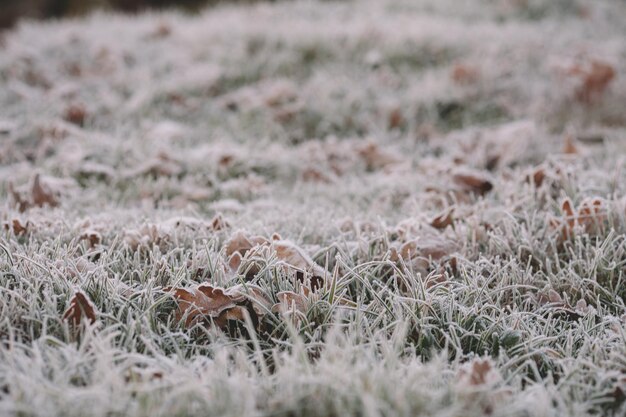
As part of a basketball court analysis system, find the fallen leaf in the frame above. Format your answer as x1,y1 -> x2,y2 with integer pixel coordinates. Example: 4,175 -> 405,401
63,291 -> 97,326
462,358 -> 496,386
430,207 -> 454,230
64,104 -> 87,126
80,229 -> 101,248
573,60 -> 616,103
551,197 -> 607,240
388,107 -> 405,130
31,174 -> 60,208
453,171 -> 494,195
3,218 -> 31,236
165,284 -> 238,328
451,63 -> 480,85
210,213 -> 230,231
563,135 -> 579,155
273,240 -> 328,288
272,289 -> 309,315
225,230 -> 269,271
165,283 -> 271,329
357,142 -> 400,171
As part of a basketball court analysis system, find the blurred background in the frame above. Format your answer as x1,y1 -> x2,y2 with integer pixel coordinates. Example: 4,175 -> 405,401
0,0 -> 265,28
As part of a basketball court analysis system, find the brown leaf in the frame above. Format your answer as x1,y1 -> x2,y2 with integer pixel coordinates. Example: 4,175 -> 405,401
357,142 -> 400,171
8,182 -> 29,213
165,283 -> 272,330
31,174 -> 60,209
552,197 -> 607,241
8,175 -> 63,212
451,63 -> 480,85
225,231 -> 268,271
574,60 -> 616,103
430,207 -> 454,230
526,166 -> 546,187
227,284 -> 273,317
210,213 -> 230,231
273,240 -> 328,288
272,288 -> 310,315
64,104 -> 87,126
80,230 -> 101,248
302,167 -> 333,183
165,284 -> 238,328
388,108 -> 405,130
453,171 -> 493,195
563,135 -> 579,155
63,291 -> 97,326
3,218 -> 31,236
457,358 -> 500,387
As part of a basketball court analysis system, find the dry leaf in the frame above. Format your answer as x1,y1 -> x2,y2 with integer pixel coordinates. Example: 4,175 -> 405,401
388,108 -> 405,130
563,135 -> 579,155
357,142 -> 400,171
210,213 -> 230,231
526,166 -> 546,187
302,167 -> 333,183
272,289 -> 309,315
8,174 -> 67,212
64,104 -> 87,126
451,63 -> 480,85
273,240 -> 328,288
430,207 -> 455,230
453,171 -> 494,195
551,197 -> 607,240
225,230 -> 269,271
63,291 -> 97,326
165,283 -> 271,329
31,174 -> 60,208
124,224 -> 166,250
165,284 -> 238,328
458,358 -> 499,387
3,218 -> 31,236
572,60 -> 616,103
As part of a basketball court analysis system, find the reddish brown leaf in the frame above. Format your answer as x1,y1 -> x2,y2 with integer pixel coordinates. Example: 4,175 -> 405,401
453,171 -> 493,195
31,174 -> 59,209
3,218 -> 31,236
451,63 -> 480,85
64,104 -> 87,126
210,213 -> 230,231
563,135 -> 579,155
430,207 -> 455,230
357,142 -> 400,171
63,291 -> 97,326
575,60 -> 616,103
165,284 -> 237,328
388,108 -> 405,130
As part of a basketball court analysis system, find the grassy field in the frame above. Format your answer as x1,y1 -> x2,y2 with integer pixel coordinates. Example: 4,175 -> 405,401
1,0 -> 625,416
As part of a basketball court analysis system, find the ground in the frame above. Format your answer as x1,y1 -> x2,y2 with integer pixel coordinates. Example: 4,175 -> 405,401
1,1 -> 626,416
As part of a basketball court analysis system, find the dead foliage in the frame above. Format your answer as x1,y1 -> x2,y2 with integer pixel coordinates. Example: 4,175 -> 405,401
164,283 -> 271,330
565,60 -> 616,103
3,218 -> 32,236
549,197 -> 607,241
453,171 -> 494,196
8,174 -> 64,212
62,291 -> 97,326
